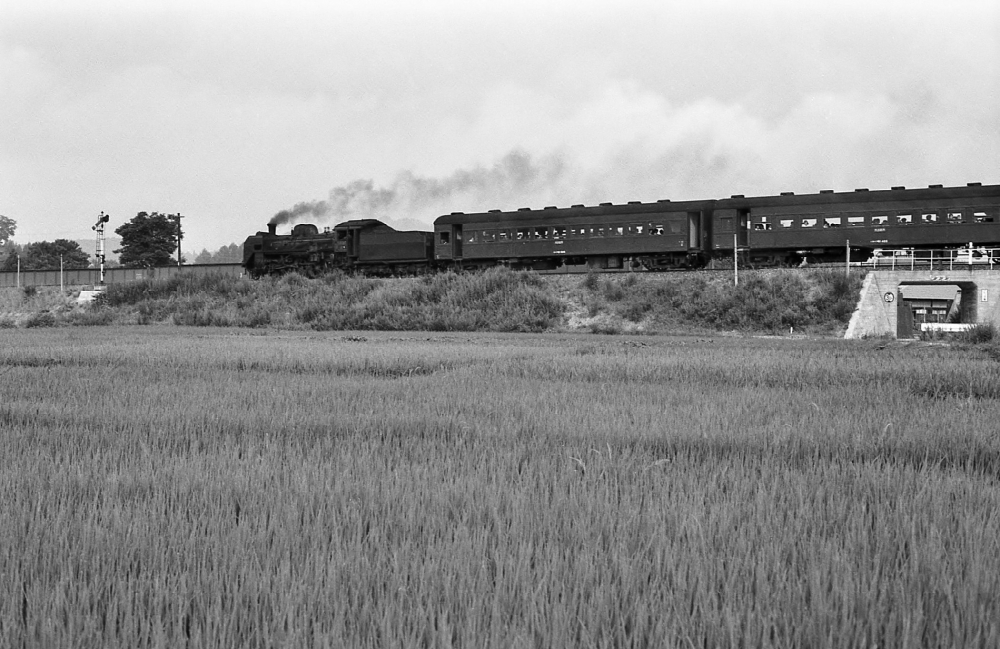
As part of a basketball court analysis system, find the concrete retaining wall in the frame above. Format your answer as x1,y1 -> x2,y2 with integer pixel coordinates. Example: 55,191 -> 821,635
845,269 -> 1000,338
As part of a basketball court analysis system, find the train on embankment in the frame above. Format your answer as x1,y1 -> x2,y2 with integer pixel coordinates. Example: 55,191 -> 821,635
242,182 -> 1000,277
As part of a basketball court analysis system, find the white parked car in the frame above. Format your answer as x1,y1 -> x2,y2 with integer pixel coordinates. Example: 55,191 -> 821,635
951,247 -> 997,265
862,249 -> 923,267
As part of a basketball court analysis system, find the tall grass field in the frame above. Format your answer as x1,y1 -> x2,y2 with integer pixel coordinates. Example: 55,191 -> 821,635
2,327 -> 999,647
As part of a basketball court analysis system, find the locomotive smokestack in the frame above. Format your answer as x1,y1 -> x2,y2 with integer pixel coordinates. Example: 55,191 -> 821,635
268,223 -> 277,236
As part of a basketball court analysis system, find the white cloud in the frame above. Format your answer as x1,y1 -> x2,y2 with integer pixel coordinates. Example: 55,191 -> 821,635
1,0 -> 997,248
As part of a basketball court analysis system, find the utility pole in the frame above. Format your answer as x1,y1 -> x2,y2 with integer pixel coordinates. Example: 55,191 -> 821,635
172,213 -> 183,267
93,211 -> 109,286
733,231 -> 738,286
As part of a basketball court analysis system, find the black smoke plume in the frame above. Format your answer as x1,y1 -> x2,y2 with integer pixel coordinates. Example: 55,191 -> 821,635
269,150 -> 568,228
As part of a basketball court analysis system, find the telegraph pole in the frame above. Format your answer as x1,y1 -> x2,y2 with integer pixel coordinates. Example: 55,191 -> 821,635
733,231 -> 739,286
172,213 -> 183,266
93,211 -> 109,285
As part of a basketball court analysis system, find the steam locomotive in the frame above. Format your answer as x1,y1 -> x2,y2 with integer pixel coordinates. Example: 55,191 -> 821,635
242,182 -> 1000,277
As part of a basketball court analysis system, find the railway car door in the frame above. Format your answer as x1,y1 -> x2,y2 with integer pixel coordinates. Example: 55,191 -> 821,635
452,225 -> 463,258
711,209 -> 748,250
688,211 -> 701,249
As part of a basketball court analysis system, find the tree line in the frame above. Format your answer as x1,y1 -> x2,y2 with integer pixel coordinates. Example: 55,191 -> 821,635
0,212 -> 240,271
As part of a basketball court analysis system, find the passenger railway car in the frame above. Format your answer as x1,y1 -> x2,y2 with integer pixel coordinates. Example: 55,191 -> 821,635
721,183 -> 1000,266
244,182 -> 1000,276
433,198 -> 716,271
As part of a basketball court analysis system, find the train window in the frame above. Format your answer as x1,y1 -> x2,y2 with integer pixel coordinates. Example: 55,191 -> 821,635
896,214 -> 912,224
780,219 -> 794,228
921,213 -> 939,224
753,217 -> 772,231
947,211 -> 964,223
535,227 -> 549,239
823,217 -> 842,228
975,211 -> 995,223
633,224 -> 645,235
482,230 -> 496,242
498,230 -> 509,241
440,231 -> 450,244
466,231 -> 477,243
650,224 -> 664,235
594,226 -> 605,237
553,226 -> 567,239
801,218 -> 817,228
669,222 -> 683,234
847,216 -> 865,227
872,215 -> 889,225
613,226 -> 625,236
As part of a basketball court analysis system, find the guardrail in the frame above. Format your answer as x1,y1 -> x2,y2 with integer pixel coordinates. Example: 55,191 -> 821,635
852,247 -> 999,270
0,263 -> 244,289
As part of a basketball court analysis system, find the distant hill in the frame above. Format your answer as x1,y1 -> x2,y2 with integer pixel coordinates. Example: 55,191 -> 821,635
75,237 -> 121,263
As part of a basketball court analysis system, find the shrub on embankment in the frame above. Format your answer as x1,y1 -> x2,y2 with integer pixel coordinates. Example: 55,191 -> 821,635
2,267 -> 863,334
97,268 -> 564,332
570,269 -> 863,334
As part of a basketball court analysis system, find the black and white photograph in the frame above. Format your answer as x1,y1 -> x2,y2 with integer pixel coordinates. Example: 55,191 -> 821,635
2,0 -> 999,646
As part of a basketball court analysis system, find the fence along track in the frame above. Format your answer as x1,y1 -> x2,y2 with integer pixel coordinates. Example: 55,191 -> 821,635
0,264 -> 244,289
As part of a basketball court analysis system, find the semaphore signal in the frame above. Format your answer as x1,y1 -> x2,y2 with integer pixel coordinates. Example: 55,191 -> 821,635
93,211 -> 110,285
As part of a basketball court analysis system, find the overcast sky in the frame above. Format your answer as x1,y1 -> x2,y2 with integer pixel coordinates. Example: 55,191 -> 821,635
2,0 -> 998,252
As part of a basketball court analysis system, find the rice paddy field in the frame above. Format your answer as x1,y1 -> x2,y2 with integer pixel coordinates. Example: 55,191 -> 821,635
2,326 -> 1000,648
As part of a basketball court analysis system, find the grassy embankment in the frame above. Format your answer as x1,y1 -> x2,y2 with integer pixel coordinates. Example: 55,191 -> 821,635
0,267 -> 863,335
1,328 -> 999,647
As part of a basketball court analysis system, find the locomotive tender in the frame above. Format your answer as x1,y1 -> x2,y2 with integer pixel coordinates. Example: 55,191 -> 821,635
243,182 -> 1000,277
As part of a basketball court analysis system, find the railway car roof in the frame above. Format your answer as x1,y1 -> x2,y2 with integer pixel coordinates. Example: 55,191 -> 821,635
434,183 -> 998,226
433,198 -> 716,226
715,182 -> 1000,208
